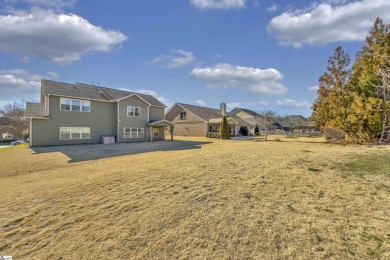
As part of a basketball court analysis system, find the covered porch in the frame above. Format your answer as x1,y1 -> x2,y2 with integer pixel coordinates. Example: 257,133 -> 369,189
208,118 -> 238,134
147,120 -> 174,142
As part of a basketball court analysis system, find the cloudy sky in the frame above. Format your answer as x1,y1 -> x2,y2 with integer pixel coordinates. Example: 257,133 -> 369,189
0,0 -> 389,116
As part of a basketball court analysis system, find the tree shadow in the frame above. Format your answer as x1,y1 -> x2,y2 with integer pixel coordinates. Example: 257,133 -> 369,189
31,140 -> 213,163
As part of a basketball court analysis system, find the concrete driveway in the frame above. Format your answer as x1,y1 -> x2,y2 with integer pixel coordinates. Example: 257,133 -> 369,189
31,140 -> 212,163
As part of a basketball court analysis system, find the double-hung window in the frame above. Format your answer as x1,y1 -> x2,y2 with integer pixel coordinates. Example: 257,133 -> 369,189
60,127 -> 90,140
124,127 -> 144,138
127,106 -> 141,117
60,98 -> 90,112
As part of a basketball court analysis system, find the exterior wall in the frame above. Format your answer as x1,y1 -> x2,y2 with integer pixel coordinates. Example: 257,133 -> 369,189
31,96 -> 116,146
149,106 -> 165,121
149,126 -> 165,141
169,106 -> 207,136
117,95 -> 149,143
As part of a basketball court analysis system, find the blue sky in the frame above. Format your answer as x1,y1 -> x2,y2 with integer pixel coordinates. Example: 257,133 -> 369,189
0,0 -> 389,117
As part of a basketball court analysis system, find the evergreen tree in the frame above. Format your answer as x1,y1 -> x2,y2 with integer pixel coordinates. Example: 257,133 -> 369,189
220,116 -> 230,139
254,124 -> 259,135
311,46 -> 351,138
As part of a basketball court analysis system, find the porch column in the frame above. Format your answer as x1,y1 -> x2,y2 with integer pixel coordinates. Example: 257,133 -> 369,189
149,126 -> 153,142
170,126 -> 174,141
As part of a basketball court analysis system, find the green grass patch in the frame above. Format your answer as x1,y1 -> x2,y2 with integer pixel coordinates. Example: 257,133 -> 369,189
0,143 -> 28,152
336,152 -> 390,178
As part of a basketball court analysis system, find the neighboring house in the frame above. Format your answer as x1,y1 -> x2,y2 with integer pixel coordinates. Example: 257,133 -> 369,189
25,80 -> 173,147
165,102 -> 250,136
274,115 -> 317,133
229,108 -> 266,134
0,117 -> 16,142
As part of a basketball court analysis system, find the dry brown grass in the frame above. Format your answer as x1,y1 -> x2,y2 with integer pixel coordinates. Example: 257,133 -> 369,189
0,136 -> 389,259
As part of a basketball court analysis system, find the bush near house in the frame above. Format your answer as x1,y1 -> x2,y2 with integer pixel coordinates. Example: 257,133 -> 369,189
239,126 -> 249,136
220,117 -> 230,139
254,124 -> 259,135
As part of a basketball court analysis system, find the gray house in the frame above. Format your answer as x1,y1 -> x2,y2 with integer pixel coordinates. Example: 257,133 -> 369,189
25,80 -> 173,147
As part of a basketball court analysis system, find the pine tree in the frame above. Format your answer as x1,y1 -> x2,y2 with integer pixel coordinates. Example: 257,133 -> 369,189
220,116 -> 230,139
311,46 -> 351,139
254,124 -> 259,135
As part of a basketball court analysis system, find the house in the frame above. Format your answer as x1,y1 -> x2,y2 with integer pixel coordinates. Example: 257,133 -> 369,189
25,80 -> 174,147
165,102 -> 250,136
273,115 -> 317,134
0,117 -> 16,142
229,108 -> 266,134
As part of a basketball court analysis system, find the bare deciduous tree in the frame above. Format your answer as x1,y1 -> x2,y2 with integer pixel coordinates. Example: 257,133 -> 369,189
258,110 -> 280,140
0,102 -> 28,139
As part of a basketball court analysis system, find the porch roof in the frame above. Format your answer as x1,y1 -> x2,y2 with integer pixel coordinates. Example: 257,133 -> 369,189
147,120 -> 174,127
208,118 -> 238,124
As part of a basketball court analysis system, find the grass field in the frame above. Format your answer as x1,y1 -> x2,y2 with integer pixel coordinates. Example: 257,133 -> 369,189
0,136 -> 389,259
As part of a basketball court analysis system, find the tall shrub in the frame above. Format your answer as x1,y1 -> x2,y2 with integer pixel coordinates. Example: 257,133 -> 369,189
220,117 -> 230,139
254,124 -> 259,135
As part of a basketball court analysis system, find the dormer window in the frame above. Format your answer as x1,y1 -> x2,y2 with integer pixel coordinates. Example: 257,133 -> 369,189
180,111 -> 186,120
60,98 -> 90,112
127,106 -> 141,117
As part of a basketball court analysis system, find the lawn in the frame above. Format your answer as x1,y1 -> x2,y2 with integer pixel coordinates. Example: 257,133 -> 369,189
0,136 -> 389,259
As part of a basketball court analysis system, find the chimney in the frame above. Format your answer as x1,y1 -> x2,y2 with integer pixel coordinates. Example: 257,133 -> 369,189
220,102 -> 227,116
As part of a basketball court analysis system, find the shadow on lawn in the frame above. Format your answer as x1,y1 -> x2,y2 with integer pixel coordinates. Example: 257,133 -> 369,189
31,140 -> 212,163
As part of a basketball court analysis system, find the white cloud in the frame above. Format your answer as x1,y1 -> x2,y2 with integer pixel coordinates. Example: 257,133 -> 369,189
0,69 -> 58,100
193,99 -> 207,106
267,0 -> 390,47
276,99 -> 311,108
266,4 -> 278,12
226,102 -> 242,111
25,0 -> 77,9
20,56 -> 30,63
307,85 -> 319,92
0,8 -> 127,64
190,0 -> 246,10
147,49 -> 194,69
190,63 -> 287,95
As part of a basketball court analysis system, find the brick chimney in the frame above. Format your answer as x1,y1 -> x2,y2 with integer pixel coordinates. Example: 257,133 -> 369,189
220,102 -> 227,116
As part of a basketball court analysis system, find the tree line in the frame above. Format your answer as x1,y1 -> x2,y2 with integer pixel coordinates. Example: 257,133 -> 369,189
311,18 -> 390,144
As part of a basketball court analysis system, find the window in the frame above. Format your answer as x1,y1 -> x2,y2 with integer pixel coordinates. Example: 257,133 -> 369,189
180,111 -> 186,120
124,127 -> 144,138
127,106 -> 141,117
60,127 -> 90,140
153,128 -> 159,137
2,133 -> 13,139
209,125 -> 212,132
60,98 -> 90,112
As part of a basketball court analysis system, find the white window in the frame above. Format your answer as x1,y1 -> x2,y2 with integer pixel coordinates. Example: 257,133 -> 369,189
180,111 -> 186,120
124,127 -> 144,138
2,133 -> 13,139
127,106 -> 141,117
153,128 -> 159,137
60,98 -> 90,112
60,127 -> 90,140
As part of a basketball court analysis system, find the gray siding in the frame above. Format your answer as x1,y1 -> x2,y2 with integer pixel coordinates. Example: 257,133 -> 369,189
118,95 -> 149,143
149,106 -> 165,121
31,96 -> 116,146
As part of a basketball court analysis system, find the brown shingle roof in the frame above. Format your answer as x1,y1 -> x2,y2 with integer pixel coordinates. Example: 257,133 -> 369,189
42,80 -> 166,107
25,102 -> 46,118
